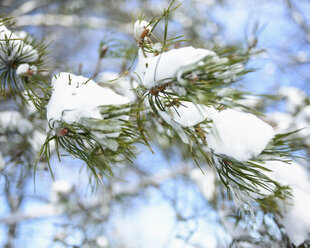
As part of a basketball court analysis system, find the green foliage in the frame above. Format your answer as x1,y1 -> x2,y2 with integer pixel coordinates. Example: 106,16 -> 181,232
135,0 -> 188,53
130,3 -> 305,213
0,19 -> 50,114
213,131 -> 303,211
37,104 -> 144,183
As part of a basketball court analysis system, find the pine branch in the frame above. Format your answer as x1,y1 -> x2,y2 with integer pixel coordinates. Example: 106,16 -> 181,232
37,104 -> 145,184
0,19 -> 50,114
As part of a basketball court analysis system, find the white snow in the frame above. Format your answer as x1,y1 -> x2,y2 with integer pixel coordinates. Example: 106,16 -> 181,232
133,20 -> 152,40
154,99 -> 217,143
98,71 -> 137,102
16,63 -> 30,75
15,30 -> 29,40
0,25 -> 38,62
151,43 -> 162,52
264,161 -> 310,195
16,63 -> 37,76
134,48 -> 149,81
259,160 -> 310,246
277,188 -> 310,246
168,101 -> 217,127
279,87 -> 307,114
46,72 -> 131,125
206,109 -> 274,161
134,46 -> 216,89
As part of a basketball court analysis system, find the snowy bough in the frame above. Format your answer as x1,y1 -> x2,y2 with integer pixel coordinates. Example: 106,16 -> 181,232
133,15 -> 301,207
40,72 -> 143,180
0,18 -> 48,111
1,3 -> 310,246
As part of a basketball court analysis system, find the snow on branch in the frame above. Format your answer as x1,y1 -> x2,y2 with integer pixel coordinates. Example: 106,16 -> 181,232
0,20 -> 48,110
39,72 -> 143,181
129,11 -> 306,221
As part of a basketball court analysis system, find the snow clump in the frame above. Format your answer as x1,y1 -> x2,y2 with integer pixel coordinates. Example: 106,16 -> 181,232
134,46 -> 216,89
16,63 -> 37,75
133,20 -> 152,41
263,160 -> 310,246
46,72 -> 131,125
206,109 -> 274,161
0,25 -> 38,63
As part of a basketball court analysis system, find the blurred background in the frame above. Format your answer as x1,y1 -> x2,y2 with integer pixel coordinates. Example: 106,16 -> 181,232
0,0 -> 310,247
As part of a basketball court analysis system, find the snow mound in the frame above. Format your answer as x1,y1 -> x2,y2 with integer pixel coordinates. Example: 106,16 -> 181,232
265,161 -> 310,193
134,46 -> 216,89
278,187 -> 310,246
133,20 -> 152,40
257,160 -> 310,246
206,109 -> 274,161
0,25 -> 38,63
16,63 -> 30,75
46,72 -> 130,125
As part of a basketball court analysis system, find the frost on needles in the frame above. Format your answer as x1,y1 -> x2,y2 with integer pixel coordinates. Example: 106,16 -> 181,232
207,109 -> 274,161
